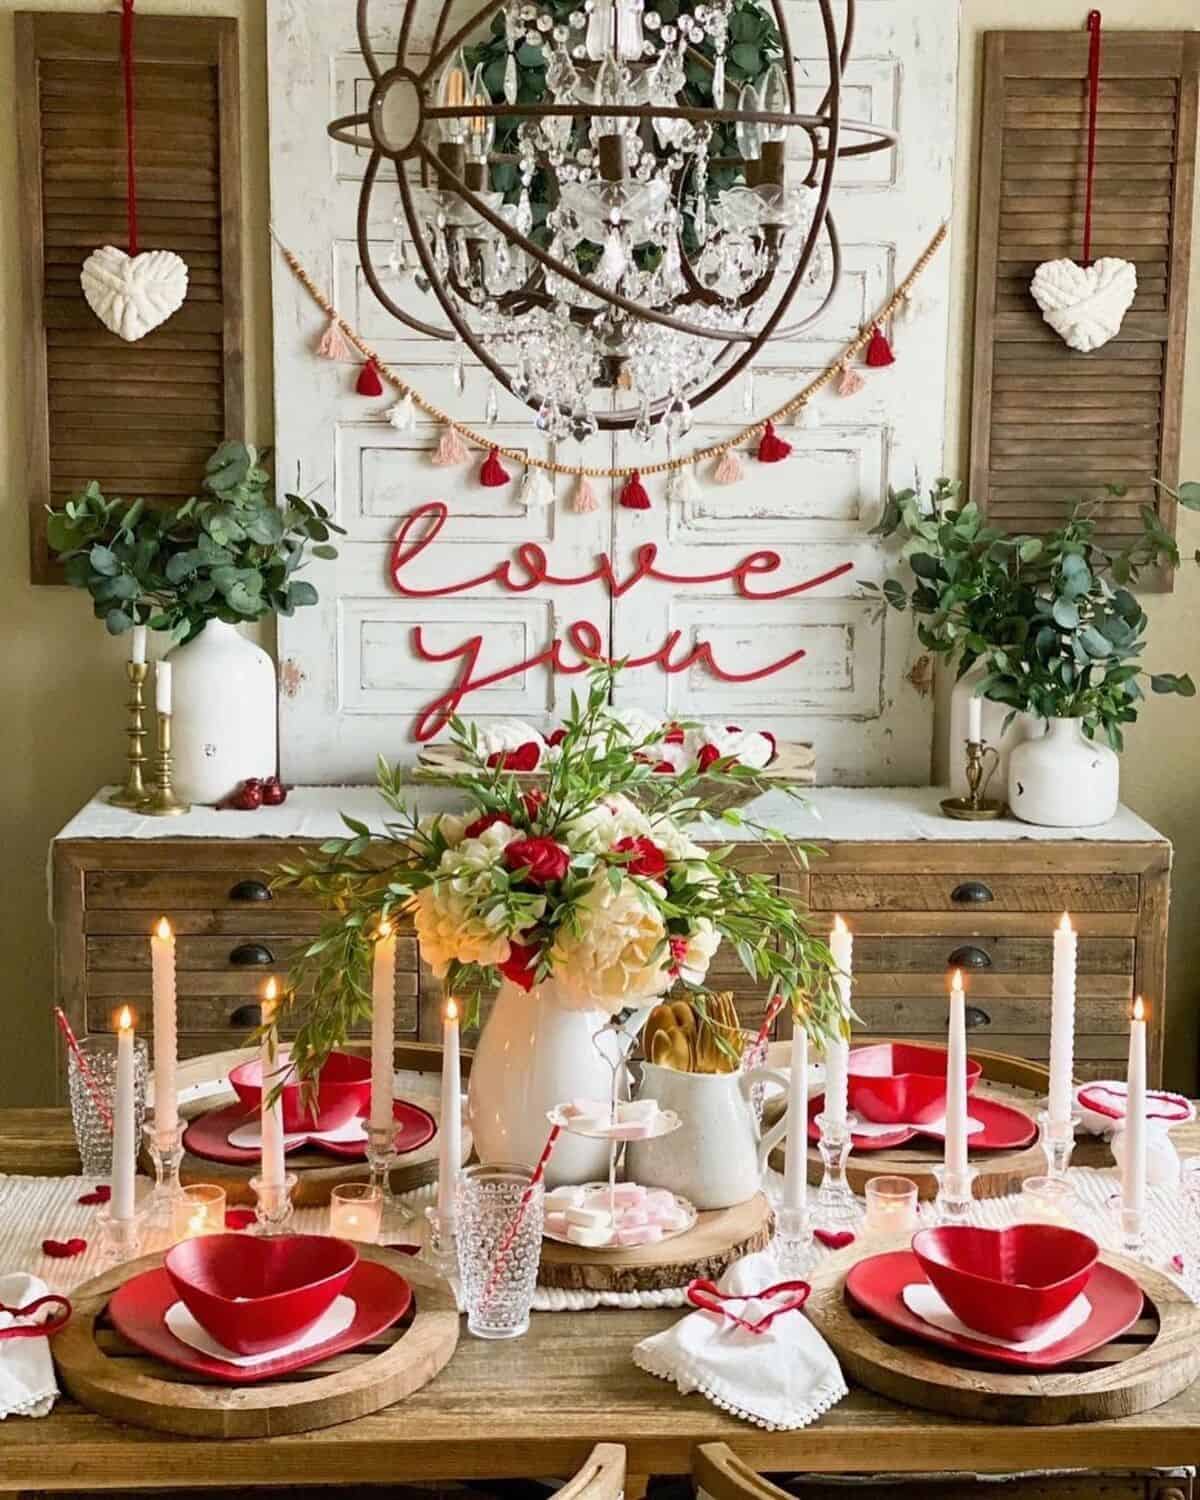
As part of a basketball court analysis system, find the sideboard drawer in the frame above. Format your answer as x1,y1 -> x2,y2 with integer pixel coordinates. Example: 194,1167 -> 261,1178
85,934 -> 420,972
85,869 -> 320,912
810,872 -> 1140,913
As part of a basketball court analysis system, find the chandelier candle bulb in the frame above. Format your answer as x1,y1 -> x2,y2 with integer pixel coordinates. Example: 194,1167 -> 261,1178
150,918 -> 178,1137
437,997 -> 463,1225
824,917 -> 853,1128
1124,998 -> 1148,1219
945,970 -> 969,1179
782,1017 -> 808,1215
111,1006 -> 137,1221
1049,913 -> 1078,1125
370,921 -> 398,1136
259,978 -> 287,1191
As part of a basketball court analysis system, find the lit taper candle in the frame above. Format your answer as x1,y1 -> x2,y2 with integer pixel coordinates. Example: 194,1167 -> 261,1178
370,919 -> 397,1136
437,997 -> 463,1223
150,917 -> 178,1135
824,916 -> 853,1126
944,969 -> 969,1178
1048,912 -> 1077,1125
111,1006 -> 137,1220
1123,996 -> 1148,1218
259,978 -> 287,1190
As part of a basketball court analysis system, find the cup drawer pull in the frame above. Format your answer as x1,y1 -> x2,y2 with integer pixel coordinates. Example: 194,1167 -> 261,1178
947,944 -> 992,970
965,1005 -> 991,1029
229,943 -> 275,967
229,879 -> 272,903
951,881 -> 994,905
229,1003 -> 263,1029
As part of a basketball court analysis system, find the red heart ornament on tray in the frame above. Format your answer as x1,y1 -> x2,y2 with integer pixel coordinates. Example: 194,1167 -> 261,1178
686,1278 -> 811,1334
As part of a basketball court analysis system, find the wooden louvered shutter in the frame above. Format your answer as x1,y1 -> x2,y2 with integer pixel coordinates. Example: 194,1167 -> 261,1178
16,13 -> 243,584
969,30 -> 1198,592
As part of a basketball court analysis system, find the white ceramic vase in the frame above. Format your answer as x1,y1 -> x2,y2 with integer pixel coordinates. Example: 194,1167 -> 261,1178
168,619 -> 278,806
466,979 -> 620,1188
1007,716 -> 1119,828
947,666 -> 1042,797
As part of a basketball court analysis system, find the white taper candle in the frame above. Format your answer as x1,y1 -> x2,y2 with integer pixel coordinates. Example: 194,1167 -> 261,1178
259,978 -> 287,1189
783,1014 -> 808,1213
945,970 -> 969,1177
1048,912 -> 1077,1124
155,660 -> 172,715
370,920 -> 397,1135
967,693 -> 983,744
824,916 -> 853,1127
131,625 -> 147,666
111,1006 -> 137,1220
437,997 -> 463,1221
1123,996 -> 1147,1217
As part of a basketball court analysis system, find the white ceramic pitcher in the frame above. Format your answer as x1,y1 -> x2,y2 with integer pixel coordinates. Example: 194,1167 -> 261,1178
625,1061 -> 791,1210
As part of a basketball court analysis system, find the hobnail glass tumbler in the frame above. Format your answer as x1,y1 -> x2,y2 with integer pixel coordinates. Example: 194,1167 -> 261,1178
456,1162 -> 544,1340
68,1034 -> 149,1177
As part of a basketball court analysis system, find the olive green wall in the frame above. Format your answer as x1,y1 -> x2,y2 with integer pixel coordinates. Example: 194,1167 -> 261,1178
0,1 -> 1196,1105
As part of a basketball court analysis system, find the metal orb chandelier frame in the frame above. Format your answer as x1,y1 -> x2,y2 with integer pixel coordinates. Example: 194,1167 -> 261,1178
330,0 -> 896,434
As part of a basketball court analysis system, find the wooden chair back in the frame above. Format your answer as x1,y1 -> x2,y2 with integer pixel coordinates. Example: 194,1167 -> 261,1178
694,1443 -> 791,1500
557,1443 -> 627,1500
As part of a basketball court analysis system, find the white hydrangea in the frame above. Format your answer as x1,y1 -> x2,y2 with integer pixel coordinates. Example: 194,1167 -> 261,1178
674,917 -> 722,984
474,718 -> 546,761
408,821 -> 535,976
550,877 -> 671,1005
565,792 -> 651,853
648,814 -> 708,866
416,811 -> 472,849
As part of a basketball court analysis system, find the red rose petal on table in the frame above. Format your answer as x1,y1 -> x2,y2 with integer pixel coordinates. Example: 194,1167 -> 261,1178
1172,1253 -> 1185,1274
77,1186 -> 111,1205
224,1208 -> 256,1231
42,1238 -> 87,1259
814,1229 -> 856,1250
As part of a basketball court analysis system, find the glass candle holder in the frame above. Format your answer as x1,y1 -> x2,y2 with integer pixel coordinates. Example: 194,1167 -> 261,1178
456,1163 -> 544,1341
1019,1174 -> 1076,1227
330,1182 -> 384,1244
68,1035 -> 148,1178
864,1175 -> 919,1236
172,1183 -> 226,1240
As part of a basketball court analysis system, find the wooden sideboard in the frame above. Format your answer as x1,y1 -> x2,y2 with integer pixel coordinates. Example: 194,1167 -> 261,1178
50,787 -> 1172,1092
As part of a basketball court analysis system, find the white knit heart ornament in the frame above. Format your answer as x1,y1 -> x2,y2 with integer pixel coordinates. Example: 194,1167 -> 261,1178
80,245 -> 189,342
1029,256 -> 1137,353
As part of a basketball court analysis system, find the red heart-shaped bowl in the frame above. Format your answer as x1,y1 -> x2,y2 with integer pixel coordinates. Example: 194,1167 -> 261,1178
847,1042 -> 983,1125
229,1050 -> 371,1133
911,1224 -> 1099,1342
164,1234 -> 358,1356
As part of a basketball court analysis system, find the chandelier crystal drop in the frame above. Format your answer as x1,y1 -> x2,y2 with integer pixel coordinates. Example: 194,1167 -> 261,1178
332,0 -> 894,436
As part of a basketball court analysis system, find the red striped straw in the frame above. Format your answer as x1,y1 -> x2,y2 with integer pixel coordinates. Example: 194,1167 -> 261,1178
54,1007 -> 114,1132
751,991 -> 786,1056
481,1123 -> 561,1309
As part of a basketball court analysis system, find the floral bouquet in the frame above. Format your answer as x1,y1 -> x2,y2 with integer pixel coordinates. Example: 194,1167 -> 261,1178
276,668 -> 842,1078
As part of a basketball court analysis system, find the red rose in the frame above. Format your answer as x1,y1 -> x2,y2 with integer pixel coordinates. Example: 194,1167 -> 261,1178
662,723 -> 686,745
504,836 -> 570,886
613,836 -> 668,880
697,743 -> 723,772
546,728 -> 568,747
487,741 -> 541,772
522,788 -> 547,822
464,810 -> 514,839
667,935 -> 690,975
499,941 -> 541,991
761,731 -> 777,763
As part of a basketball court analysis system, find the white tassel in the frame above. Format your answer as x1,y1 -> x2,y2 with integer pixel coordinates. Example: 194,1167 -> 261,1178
667,465 -> 700,503
387,393 -> 415,431
520,466 -> 555,508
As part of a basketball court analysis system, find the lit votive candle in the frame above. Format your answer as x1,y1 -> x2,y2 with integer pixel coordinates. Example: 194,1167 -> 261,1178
172,1183 -> 226,1240
330,1182 -> 383,1243
864,1175 -> 919,1236
1020,1174 -> 1075,1227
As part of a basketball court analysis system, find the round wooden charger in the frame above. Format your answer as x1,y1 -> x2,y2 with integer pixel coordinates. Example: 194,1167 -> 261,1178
765,1042 -> 1113,1201
804,1232 -> 1200,1425
157,1048 -> 472,1208
52,1245 -> 458,1439
537,1191 -> 772,1293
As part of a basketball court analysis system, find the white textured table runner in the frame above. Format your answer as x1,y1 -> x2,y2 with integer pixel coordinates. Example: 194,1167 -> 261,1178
1,1166 -> 1191,1313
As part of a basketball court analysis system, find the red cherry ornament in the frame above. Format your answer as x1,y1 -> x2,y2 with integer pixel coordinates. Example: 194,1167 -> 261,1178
233,780 -> 264,811
262,777 -> 287,806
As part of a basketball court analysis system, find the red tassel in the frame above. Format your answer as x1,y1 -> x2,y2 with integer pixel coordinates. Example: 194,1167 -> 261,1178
865,325 -> 895,368
356,359 -> 384,396
480,448 -> 511,487
619,471 -> 651,510
756,421 -> 792,463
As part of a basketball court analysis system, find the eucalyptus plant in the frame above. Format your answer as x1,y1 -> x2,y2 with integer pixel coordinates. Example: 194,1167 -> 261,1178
46,442 -> 343,643
864,479 -> 1196,750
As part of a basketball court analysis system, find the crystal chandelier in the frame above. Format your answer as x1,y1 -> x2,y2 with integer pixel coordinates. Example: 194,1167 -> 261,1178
331,0 -> 894,438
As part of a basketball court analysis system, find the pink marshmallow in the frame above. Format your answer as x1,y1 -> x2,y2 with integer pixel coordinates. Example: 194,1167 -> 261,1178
604,1121 -> 653,1140
617,1207 -> 648,1229
563,1098 -> 609,1119
545,1211 -> 569,1236
609,1182 -> 646,1206
617,1224 -> 664,1246
654,1208 -> 691,1233
644,1189 -> 675,1213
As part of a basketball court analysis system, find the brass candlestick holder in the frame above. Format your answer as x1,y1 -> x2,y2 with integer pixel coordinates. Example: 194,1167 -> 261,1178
941,739 -> 1006,821
142,712 -> 191,817
108,662 -> 151,809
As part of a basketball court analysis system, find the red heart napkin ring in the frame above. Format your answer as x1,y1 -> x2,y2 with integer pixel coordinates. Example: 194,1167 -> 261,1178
0,1294 -> 72,1339
686,1278 -> 811,1334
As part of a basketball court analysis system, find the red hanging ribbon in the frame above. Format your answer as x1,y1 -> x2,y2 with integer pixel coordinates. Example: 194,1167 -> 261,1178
1082,10 -> 1103,267
121,0 -> 139,256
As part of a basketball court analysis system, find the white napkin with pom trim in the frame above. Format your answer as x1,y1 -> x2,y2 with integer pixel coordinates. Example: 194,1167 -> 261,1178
0,1275 -> 61,1419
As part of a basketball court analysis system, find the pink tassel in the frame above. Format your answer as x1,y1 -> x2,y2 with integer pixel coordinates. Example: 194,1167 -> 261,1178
866,325 -> 896,367
316,316 -> 351,361
572,475 -> 598,513
713,449 -> 743,485
619,471 -> 651,510
480,447 -> 511,486
431,424 -> 469,467
756,421 -> 792,463
356,359 -> 384,397
837,365 -> 866,398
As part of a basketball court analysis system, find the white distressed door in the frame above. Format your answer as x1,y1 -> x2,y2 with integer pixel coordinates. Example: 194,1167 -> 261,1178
268,0 -> 957,783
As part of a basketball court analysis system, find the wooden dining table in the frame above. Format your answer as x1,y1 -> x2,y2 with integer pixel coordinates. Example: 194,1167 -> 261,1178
2,1106 -> 1199,1496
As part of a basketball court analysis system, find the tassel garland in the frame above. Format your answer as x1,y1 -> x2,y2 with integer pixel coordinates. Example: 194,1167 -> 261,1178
387,393 -> 415,431
572,475 -> 598,513
479,447 -> 511,486
316,316 -> 351,361
756,420 -> 792,463
619,471 -> 651,510
667,465 -> 700,503
519,466 -> 554,508
713,449 -> 743,485
432,424 -> 469,467
837,364 -> 866,398
865,324 -> 896,368
356,359 -> 384,397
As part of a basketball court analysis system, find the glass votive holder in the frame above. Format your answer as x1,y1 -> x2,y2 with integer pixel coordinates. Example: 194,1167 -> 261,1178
330,1182 -> 384,1244
1020,1174 -> 1077,1226
172,1183 -> 226,1241
863,1175 -> 919,1236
